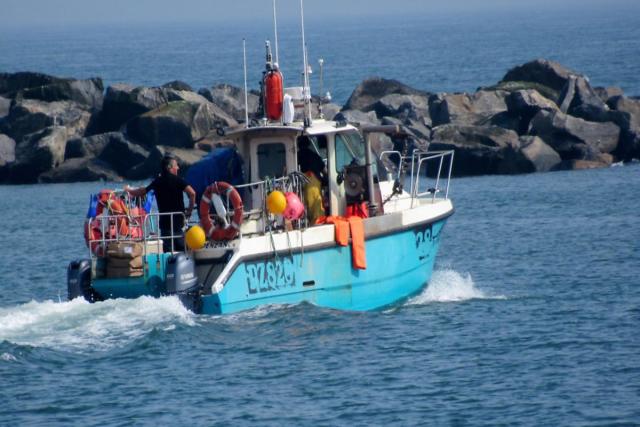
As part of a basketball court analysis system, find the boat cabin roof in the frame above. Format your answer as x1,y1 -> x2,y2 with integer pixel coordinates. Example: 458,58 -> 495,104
225,119 -> 359,141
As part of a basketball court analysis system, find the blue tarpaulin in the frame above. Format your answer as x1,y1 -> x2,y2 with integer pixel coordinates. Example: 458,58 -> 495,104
186,147 -> 245,205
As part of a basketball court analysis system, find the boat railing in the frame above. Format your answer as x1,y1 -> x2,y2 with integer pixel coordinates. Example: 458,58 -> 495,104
87,211 -> 186,259
380,149 -> 454,206
232,174 -> 309,235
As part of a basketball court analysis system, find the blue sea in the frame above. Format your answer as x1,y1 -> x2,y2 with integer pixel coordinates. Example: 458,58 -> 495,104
2,7 -> 640,426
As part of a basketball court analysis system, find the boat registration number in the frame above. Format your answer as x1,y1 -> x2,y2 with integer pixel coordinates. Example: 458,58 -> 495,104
245,257 -> 296,295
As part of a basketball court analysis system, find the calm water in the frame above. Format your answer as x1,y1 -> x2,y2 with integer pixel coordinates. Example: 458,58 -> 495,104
1,7 -> 639,105
1,163 -> 639,426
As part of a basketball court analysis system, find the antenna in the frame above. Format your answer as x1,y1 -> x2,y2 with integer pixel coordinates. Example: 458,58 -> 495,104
243,39 -> 249,128
318,58 -> 324,119
272,0 -> 279,66
300,0 -> 312,126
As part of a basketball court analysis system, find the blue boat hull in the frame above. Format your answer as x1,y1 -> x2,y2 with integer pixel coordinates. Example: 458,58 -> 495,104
201,218 -> 448,314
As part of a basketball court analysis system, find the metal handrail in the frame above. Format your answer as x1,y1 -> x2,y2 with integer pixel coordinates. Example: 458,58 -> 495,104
87,211 -> 186,258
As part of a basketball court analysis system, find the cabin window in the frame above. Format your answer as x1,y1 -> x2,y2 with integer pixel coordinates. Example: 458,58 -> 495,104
334,132 -> 372,173
257,142 -> 287,179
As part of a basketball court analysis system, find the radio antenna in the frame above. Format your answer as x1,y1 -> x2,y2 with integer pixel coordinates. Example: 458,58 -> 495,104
272,0 -> 280,66
243,39 -> 249,128
300,0 -> 311,126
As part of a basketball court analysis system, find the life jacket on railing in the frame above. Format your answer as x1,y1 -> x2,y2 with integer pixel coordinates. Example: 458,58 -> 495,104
84,190 -> 150,255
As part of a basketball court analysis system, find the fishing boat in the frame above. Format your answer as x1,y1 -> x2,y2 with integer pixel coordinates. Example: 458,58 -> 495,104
66,1 -> 455,314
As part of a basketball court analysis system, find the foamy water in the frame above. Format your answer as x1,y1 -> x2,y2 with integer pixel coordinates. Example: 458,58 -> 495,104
0,296 -> 195,353
407,269 -> 501,305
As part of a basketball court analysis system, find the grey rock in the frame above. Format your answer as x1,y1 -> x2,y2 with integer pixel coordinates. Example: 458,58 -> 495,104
558,76 -> 577,113
20,77 -> 104,110
128,145 -> 207,180
499,136 -> 561,174
0,72 -> 62,97
162,80 -> 193,92
333,109 -> 381,127
100,84 -> 172,132
198,84 -> 259,122
9,126 -> 67,183
65,132 -> 125,160
501,59 -> 579,93
594,86 -> 624,104
528,109 -> 620,158
39,157 -> 121,183
126,100 -> 236,149
343,77 -> 429,112
370,94 -> 430,123
429,90 -> 508,127
0,134 -> 16,166
505,89 -> 559,133
0,96 -> 10,118
552,158 -> 612,171
429,124 -> 520,176
567,76 -> 610,122
1,99 -> 91,142
607,96 -> 640,160
98,135 -> 149,176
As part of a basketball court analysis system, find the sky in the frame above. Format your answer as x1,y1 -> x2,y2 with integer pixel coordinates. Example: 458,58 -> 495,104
2,0 -> 638,27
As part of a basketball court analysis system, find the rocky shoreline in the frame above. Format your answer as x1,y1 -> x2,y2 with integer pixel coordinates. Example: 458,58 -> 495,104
1,58 -> 638,184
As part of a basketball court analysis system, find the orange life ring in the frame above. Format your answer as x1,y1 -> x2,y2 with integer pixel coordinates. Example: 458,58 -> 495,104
199,182 -> 243,241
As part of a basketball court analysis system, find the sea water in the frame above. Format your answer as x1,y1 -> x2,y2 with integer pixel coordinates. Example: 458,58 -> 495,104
0,164 -> 638,426
1,9 -> 640,426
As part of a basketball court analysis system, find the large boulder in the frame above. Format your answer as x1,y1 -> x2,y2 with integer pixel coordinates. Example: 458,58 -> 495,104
127,145 -> 207,180
0,72 -> 62,97
369,93 -> 430,125
333,109 -> 380,127
0,134 -> 16,166
499,136 -> 561,174
162,80 -> 193,92
505,89 -> 559,134
38,157 -> 121,183
343,77 -> 429,112
19,77 -> 104,110
100,84 -> 172,131
1,99 -> 92,142
567,76 -> 610,122
8,126 -> 67,183
126,100 -> 236,148
528,110 -> 621,159
594,86 -> 624,104
429,90 -> 508,127
0,96 -> 10,118
198,84 -> 259,122
65,132 -> 123,159
607,95 -> 640,160
501,59 -> 578,94
98,135 -> 150,176
429,125 -> 520,176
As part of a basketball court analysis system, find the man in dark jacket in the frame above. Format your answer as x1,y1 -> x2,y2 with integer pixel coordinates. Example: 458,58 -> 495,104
125,155 -> 196,252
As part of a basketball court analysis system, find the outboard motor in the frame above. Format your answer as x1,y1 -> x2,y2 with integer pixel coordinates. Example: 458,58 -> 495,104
67,259 -> 101,302
165,253 -> 202,313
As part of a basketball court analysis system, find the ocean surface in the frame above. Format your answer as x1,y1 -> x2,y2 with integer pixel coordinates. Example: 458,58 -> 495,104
1,163 -> 639,426
2,8 -> 640,426
1,6 -> 640,105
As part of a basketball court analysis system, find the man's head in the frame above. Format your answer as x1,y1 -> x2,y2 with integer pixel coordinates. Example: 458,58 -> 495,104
161,154 -> 179,176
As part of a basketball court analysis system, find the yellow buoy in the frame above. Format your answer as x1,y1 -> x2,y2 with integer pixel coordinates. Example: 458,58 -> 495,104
266,190 -> 287,215
185,225 -> 206,250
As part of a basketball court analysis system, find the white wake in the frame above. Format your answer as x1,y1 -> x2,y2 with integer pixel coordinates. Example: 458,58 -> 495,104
408,269 -> 498,305
0,296 -> 195,353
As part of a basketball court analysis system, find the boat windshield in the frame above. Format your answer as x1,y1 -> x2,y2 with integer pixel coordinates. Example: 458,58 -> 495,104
334,131 -> 377,175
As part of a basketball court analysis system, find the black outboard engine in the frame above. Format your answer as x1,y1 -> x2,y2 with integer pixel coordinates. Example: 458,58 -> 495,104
165,253 -> 202,313
67,259 -> 102,302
